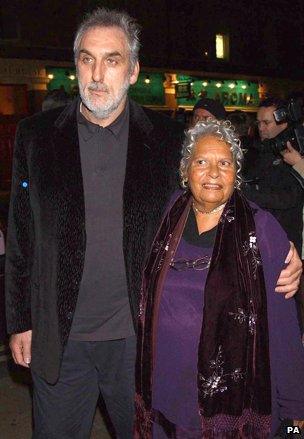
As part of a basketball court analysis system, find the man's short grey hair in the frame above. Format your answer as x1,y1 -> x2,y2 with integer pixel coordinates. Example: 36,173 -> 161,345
180,118 -> 243,189
74,8 -> 140,69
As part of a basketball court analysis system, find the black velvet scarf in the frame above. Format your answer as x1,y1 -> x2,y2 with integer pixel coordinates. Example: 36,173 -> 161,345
135,189 -> 271,438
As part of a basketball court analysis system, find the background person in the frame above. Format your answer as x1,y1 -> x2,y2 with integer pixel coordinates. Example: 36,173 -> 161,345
42,88 -> 72,111
243,97 -> 304,333
191,97 -> 226,126
135,119 -> 304,438
227,110 -> 257,151
242,97 -> 304,256
281,141 -> 304,179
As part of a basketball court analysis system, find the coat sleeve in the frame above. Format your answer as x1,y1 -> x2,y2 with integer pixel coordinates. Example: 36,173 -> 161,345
5,121 -> 34,334
243,172 -> 302,210
255,208 -> 304,423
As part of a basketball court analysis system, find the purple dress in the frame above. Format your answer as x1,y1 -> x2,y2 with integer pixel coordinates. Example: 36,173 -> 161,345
152,206 -> 304,438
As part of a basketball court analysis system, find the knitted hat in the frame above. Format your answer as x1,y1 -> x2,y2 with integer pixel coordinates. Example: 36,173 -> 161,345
193,98 -> 226,120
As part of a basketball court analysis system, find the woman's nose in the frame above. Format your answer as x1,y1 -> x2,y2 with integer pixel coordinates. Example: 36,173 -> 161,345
208,164 -> 219,178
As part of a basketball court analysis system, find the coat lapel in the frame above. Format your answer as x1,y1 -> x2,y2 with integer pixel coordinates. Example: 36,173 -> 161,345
123,101 -> 156,311
52,99 -> 86,343
52,99 -> 85,234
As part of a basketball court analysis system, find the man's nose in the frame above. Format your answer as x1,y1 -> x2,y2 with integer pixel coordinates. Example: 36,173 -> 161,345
92,60 -> 104,83
258,124 -> 265,134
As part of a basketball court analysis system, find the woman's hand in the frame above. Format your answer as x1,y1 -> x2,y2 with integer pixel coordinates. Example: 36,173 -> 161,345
275,242 -> 302,298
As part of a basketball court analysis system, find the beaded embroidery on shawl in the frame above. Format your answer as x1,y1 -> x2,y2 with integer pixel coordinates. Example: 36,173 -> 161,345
138,234 -> 173,318
198,346 -> 244,399
154,234 -> 172,271
219,207 -> 235,224
229,299 -> 257,335
242,231 -> 262,280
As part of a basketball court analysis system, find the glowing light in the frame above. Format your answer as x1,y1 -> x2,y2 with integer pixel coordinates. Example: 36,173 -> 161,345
202,81 -> 208,87
47,74 -> 54,80
241,84 -> 247,89
22,181 -> 28,188
69,74 -> 76,80
216,34 -> 224,59
144,75 -> 150,84
215,82 -> 222,88
228,83 -> 235,89
204,51 -> 208,56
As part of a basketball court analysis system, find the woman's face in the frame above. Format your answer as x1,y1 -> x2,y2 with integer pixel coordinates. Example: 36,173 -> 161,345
187,135 -> 236,211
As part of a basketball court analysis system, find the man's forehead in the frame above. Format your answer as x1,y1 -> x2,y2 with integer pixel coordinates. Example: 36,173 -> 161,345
194,108 -> 214,117
80,26 -> 129,50
257,106 -> 276,120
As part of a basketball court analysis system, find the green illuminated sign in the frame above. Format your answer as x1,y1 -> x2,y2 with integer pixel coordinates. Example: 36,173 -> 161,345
128,72 -> 165,105
46,67 -> 77,94
177,75 -> 259,107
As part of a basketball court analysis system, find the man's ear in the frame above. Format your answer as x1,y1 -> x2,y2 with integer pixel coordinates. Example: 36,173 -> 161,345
129,61 -> 140,86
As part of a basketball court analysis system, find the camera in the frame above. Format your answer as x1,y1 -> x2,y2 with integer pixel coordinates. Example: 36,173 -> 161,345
262,97 -> 304,155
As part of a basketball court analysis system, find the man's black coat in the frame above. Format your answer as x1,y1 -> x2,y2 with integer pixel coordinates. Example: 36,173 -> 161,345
5,98 -> 183,383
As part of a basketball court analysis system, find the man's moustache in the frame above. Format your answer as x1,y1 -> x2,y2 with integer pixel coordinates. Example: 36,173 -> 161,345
87,83 -> 109,93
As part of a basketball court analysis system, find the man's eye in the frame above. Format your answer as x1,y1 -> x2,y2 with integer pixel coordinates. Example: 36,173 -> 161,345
197,159 -> 207,165
107,58 -> 118,65
220,160 -> 231,166
82,56 -> 93,64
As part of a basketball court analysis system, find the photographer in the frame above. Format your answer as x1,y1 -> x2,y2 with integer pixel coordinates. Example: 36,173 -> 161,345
243,97 -> 304,335
243,97 -> 304,257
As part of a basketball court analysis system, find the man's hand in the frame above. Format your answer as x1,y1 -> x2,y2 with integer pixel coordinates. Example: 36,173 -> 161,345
275,242 -> 302,298
281,141 -> 303,166
9,330 -> 32,368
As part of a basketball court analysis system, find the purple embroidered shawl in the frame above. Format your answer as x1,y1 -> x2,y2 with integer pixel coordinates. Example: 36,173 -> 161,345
135,190 -> 272,438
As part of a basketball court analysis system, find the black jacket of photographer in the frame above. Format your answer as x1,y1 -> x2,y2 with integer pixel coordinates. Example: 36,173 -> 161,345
242,141 -> 304,255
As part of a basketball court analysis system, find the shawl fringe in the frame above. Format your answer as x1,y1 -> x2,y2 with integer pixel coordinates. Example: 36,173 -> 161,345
134,393 -> 152,439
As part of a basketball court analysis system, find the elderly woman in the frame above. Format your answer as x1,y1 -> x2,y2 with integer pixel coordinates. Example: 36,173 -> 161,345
134,119 -> 304,438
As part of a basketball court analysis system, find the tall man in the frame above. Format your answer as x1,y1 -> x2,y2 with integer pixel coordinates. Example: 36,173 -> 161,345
5,9 -> 302,439
5,8 -> 182,438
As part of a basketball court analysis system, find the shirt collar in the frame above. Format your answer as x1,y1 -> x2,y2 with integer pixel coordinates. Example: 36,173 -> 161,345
77,98 -> 129,142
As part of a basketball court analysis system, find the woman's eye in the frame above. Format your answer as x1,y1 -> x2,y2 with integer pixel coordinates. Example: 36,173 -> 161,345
220,160 -> 231,166
197,159 -> 207,165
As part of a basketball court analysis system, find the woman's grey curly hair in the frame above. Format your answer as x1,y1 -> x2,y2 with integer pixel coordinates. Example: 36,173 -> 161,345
180,118 -> 243,189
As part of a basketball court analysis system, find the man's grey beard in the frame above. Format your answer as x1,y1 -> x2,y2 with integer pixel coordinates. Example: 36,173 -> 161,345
79,79 -> 130,120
